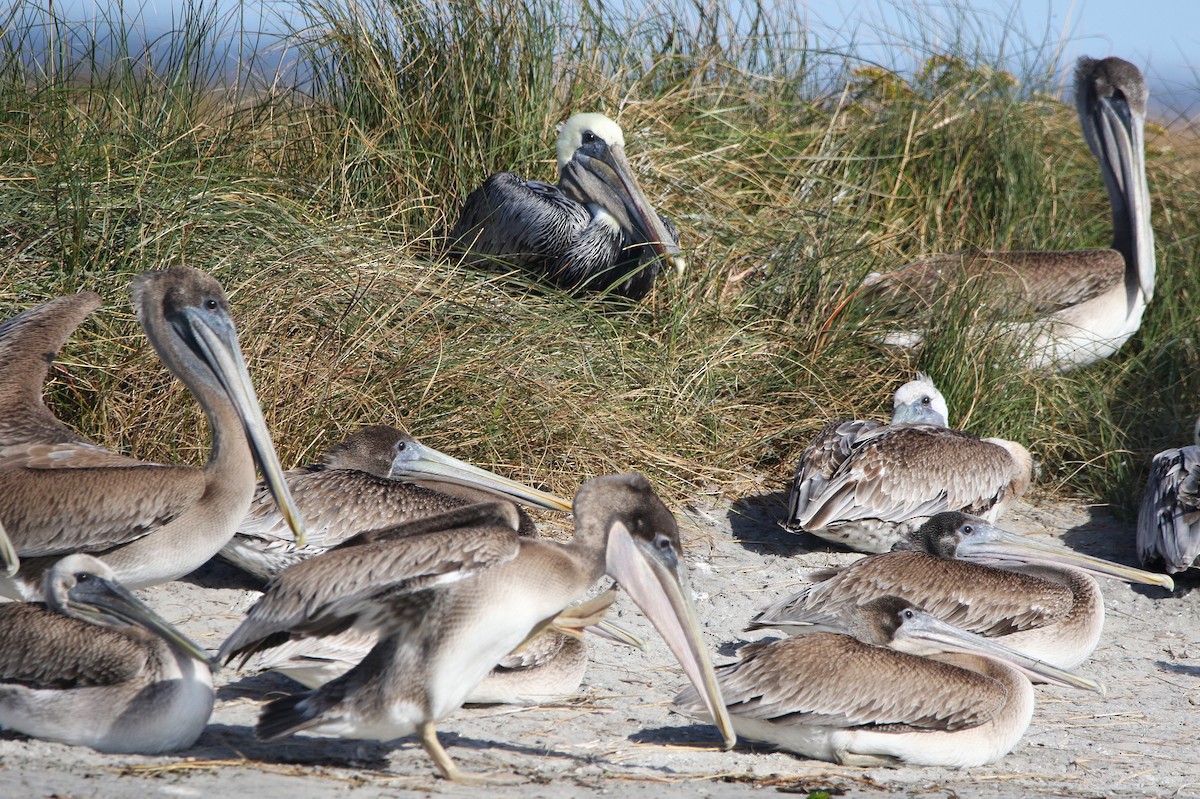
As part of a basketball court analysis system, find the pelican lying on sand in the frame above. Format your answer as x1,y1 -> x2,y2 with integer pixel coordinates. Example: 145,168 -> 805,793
785,375 -> 1032,553
220,474 -> 733,782
1138,417 -> 1200,573
0,268 -> 304,599
449,113 -> 684,300
676,596 -> 1102,767
859,56 -> 1155,372
222,424 -> 571,581
0,554 -> 214,753
753,512 -> 1173,669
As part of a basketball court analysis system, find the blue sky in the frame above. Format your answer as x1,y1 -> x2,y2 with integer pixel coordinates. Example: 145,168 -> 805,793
53,1 -> 1200,117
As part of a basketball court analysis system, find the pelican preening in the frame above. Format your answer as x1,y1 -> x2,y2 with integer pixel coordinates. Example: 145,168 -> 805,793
676,596 -> 1101,767
0,267 -> 305,599
785,375 -> 1032,553
221,474 -> 734,782
0,554 -> 214,754
222,424 -> 571,581
859,56 -> 1154,372
753,512 -> 1173,669
1137,417 -> 1200,573
449,113 -> 684,301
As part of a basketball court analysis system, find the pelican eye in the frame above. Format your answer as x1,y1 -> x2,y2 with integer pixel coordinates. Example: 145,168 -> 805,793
75,572 -> 91,583
582,130 -> 597,144
921,396 -> 931,405
902,608 -> 916,620
653,533 -> 673,552
203,298 -> 219,311
961,524 -> 974,536
394,441 -> 407,453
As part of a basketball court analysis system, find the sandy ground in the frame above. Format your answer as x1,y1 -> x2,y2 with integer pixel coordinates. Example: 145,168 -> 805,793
2,487 -> 1198,799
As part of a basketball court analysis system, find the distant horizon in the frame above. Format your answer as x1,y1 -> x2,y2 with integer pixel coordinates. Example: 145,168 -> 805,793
39,0 -> 1200,120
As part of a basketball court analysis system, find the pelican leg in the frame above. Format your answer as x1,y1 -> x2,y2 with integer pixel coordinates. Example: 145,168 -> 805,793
418,721 -> 525,784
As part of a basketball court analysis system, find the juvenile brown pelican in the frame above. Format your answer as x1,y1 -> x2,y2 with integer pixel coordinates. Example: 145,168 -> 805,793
0,553 -> 214,753
220,474 -> 734,782
786,376 -> 1032,552
0,267 -> 305,599
676,596 -> 1102,767
449,112 -> 684,300
1137,417 -> 1200,573
753,512 -> 1173,669
859,56 -> 1154,372
0,291 -> 104,575
222,424 -> 571,581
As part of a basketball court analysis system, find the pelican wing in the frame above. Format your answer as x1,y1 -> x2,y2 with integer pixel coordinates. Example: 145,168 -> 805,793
787,419 -> 882,526
0,292 -> 101,449
1137,445 -> 1200,573
449,173 -> 590,271
0,603 -> 150,688
752,552 -> 1073,636
226,468 -> 474,577
679,634 -> 1003,731
219,502 -> 522,664
862,250 -> 1125,316
0,444 -> 203,557
797,426 -> 1019,531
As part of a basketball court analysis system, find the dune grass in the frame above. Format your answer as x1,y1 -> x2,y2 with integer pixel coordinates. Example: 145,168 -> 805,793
1,0 -> 1198,520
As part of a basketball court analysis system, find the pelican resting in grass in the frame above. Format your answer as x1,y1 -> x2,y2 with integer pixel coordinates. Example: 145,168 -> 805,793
449,112 -> 684,301
675,596 -> 1102,767
785,375 -> 1032,553
220,474 -> 734,783
1137,417 -> 1200,573
752,512 -> 1173,669
858,56 -> 1154,372
0,267 -> 305,600
0,554 -> 214,754
221,424 -> 571,581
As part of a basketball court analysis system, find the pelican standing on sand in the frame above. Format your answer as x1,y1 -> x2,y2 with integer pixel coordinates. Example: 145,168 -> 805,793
0,267 -> 304,599
220,474 -> 734,782
1138,417 -> 1200,573
676,596 -> 1102,767
860,56 -> 1154,371
786,375 -> 1032,553
449,112 -> 685,300
752,512 -> 1173,669
0,554 -> 214,753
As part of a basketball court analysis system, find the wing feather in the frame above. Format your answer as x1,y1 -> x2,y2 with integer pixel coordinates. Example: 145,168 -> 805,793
0,603 -> 149,688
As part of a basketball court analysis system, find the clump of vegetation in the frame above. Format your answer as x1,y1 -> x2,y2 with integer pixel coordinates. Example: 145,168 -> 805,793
1,0 -> 1196,517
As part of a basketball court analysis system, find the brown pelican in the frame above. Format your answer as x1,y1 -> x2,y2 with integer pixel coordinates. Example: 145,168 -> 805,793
449,113 -> 684,300
676,596 -> 1102,767
1137,417 -> 1200,573
0,291 -> 105,575
222,424 -> 571,581
0,553 -> 214,753
752,512 -> 1173,669
785,375 -> 1032,552
0,267 -> 305,599
859,56 -> 1154,372
220,474 -> 735,782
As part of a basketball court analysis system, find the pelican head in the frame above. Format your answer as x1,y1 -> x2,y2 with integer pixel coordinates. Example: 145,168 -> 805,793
377,427 -> 572,513
897,511 -> 1174,590
133,267 -> 307,546
555,113 -> 685,274
47,553 -> 214,665
890,372 -> 949,426
575,473 -> 734,749
859,596 -> 1104,694
1075,56 -> 1154,306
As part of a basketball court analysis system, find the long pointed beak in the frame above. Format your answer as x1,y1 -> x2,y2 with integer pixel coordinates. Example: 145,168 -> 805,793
957,524 -> 1174,590
567,144 -> 685,274
69,575 -> 216,667
893,608 -> 1105,694
387,438 -> 572,513
0,517 -> 17,577
1091,90 -> 1155,304
606,524 -> 735,749
184,307 -> 308,547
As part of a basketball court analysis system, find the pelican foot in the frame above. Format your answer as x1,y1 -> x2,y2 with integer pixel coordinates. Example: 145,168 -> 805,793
418,721 -> 526,784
